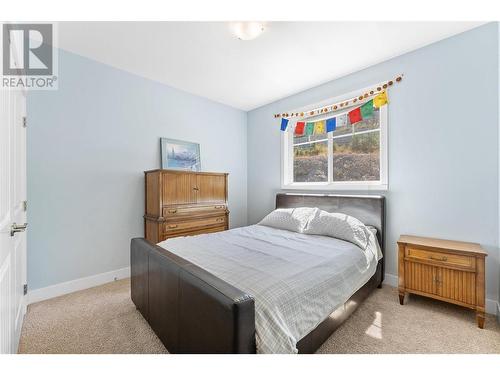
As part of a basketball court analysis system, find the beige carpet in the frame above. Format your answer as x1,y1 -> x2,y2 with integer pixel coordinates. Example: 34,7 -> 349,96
18,278 -> 500,354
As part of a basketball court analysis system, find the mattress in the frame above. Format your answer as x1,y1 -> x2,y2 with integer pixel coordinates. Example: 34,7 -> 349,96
158,224 -> 380,354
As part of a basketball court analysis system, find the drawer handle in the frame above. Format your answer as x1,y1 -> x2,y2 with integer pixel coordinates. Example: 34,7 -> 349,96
216,218 -> 224,222
214,205 -> 224,209
168,224 -> 178,229
432,276 -> 442,284
192,187 -> 199,191
167,209 -> 177,214
429,256 -> 448,262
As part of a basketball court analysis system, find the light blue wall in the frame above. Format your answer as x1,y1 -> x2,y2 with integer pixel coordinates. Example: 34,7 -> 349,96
247,23 -> 500,302
27,50 -> 247,290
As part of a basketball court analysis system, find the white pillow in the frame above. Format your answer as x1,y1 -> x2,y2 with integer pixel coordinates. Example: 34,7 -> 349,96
304,210 -> 371,250
366,226 -> 378,236
259,207 -> 318,233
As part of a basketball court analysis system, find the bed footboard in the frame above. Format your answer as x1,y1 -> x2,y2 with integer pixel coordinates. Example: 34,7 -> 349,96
131,238 -> 256,353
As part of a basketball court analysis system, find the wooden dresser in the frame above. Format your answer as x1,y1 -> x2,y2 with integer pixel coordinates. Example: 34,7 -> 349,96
144,169 -> 229,243
398,235 -> 487,328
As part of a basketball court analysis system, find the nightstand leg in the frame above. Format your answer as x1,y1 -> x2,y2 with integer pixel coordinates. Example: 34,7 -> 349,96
476,311 -> 485,329
398,292 -> 405,305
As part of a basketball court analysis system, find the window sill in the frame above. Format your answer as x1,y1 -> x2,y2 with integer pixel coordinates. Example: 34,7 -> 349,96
281,182 -> 388,191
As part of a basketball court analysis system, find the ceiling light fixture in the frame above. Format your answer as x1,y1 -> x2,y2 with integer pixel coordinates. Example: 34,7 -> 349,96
232,22 -> 265,41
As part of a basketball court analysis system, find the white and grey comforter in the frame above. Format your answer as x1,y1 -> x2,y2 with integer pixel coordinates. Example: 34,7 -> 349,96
158,224 -> 381,354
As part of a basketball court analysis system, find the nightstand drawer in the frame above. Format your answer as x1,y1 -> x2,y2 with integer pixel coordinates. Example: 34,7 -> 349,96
405,247 -> 475,270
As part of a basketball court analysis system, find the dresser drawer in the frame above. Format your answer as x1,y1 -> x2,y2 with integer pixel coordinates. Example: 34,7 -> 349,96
162,204 -> 226,218
161,225 -> 226,241
162,215 -> 226,234
405,247 -> 475,270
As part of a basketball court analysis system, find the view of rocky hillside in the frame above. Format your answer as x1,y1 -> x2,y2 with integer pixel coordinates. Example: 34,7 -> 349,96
293,153 -> 380,182
293,130 -> 380,182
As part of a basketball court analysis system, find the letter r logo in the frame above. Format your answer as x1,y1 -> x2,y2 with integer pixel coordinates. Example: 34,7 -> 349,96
3,24 -> 53,76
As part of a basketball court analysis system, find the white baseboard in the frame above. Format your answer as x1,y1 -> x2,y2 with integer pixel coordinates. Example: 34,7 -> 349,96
24,268 -> 500,317
485,299 -> 498,316
383,272 -> 498,316
27,267 -> 130,305
382,273 -> 398,288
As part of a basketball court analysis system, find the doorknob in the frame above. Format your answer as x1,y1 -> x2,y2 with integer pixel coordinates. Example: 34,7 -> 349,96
10,222 -> 28,237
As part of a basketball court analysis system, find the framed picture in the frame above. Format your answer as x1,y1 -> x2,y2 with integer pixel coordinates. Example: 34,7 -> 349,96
160,138 -> 201,171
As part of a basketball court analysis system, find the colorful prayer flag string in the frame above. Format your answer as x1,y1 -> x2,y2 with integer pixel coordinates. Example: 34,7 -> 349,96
281,90 -> 390,132
275,74 -> 402,119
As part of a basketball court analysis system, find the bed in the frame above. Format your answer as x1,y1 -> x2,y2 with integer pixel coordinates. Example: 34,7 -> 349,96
131,193 -> 385,354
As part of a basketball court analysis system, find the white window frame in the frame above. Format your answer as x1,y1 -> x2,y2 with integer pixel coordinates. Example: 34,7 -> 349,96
281,96 -> 388,191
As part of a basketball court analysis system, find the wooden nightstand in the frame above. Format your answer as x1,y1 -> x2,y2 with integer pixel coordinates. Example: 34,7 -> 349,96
398,235 -> 487,328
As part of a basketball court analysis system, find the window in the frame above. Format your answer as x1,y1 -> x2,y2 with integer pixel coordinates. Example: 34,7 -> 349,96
282,99 -> 387,190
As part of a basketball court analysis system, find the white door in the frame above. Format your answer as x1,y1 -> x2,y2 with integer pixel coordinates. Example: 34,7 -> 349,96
0,85 -> 27,354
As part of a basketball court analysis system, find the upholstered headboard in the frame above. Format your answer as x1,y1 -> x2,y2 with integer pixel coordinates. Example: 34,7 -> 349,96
275,193 -> 386,263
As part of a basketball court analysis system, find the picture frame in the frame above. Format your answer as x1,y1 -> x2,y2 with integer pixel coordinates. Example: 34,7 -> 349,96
160,138 -> 201,171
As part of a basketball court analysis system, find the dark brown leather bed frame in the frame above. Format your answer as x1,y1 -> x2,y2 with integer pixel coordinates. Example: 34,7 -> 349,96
131,193 -> 385,354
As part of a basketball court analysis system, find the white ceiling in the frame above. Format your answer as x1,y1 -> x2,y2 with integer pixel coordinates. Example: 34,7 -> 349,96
56,22 -> 484,111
